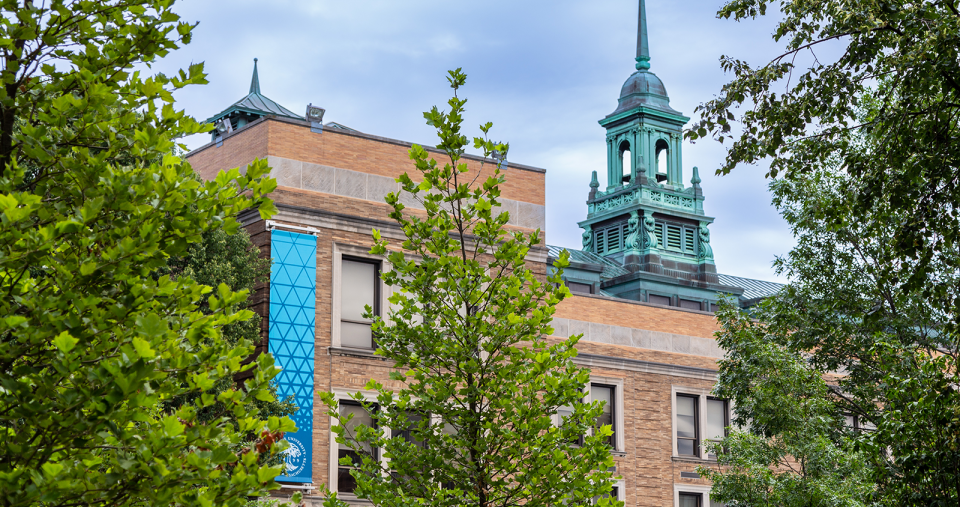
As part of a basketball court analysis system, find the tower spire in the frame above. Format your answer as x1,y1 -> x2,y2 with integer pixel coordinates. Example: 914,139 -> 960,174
636,0 -> 651,70
249,58 -> 261,94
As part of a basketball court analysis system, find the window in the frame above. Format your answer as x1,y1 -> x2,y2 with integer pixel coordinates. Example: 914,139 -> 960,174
675,486 -> 724,507
649,294 -> 672,306
844,414 -> 875,433
340,257 -> 380,349
567,281 -> 593,294
393,411 -> 426,448
679,299 -> 701,311
673,388 -> 731,460
593,482 -> 624,504
555,404 -> 581,443
676,395 -> 699,457
705,398 -> 728,459
338,401 -> 377,494
679,493 -> 701,507
591,384 -> 616,447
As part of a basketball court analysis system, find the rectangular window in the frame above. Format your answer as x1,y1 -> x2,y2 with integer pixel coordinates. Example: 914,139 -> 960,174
556,404 -> 582,446
679,493 -> 702,507
567,281 -> 593,294
340,258 -> 380,349
679,299 -> 701,311
706,398 -> 728,459
591,384 -> 616,447
676,394 -> 699,457
338,401 -> 377,494
649,294 -> 672,306
393,412 -> 426,448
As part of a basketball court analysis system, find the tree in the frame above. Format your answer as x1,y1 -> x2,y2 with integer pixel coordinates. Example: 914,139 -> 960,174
700,157 -> 960,506
0,1 -> 295,505
319,69 -> 619,507
166,224 -> 298,469
686,0 -> 960,332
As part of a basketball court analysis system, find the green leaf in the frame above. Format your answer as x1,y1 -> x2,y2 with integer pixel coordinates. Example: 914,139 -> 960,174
53,331 -> 78,353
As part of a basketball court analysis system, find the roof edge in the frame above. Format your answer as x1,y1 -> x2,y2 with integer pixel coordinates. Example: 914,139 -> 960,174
185,116 -> 549,175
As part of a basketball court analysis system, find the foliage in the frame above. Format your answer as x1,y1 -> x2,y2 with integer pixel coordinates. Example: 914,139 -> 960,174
0,1 -> 295,506
166,225 -> 298,467
686,0 -> 960,333
701,300 -> 874,507
702,163 -> 960,505
319,69 -> 619,507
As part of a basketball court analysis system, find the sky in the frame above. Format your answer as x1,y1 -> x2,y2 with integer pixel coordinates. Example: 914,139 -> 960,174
155,0 -> 795,283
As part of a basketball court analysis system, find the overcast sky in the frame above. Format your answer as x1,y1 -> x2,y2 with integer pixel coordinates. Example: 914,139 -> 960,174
156,0 -> 794,283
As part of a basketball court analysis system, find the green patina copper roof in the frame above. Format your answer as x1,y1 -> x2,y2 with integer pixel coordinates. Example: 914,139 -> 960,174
546,245 -> 629,279
607,0 -> 680,117
205,59 -> 302,124
716,274 -> 784,301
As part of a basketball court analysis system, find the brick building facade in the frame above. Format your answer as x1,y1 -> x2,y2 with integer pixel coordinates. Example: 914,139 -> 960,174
186,3 -> 780,506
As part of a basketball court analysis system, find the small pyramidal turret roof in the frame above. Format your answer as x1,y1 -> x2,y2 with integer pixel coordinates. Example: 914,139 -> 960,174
205,58 -> 302,126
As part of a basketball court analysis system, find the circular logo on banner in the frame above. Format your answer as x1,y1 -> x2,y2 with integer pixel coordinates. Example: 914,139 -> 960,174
284,437 -> 307,477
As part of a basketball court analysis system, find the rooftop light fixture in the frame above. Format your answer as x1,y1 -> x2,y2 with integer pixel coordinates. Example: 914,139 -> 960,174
216,119 -> 233,134
306,103 -> 325,133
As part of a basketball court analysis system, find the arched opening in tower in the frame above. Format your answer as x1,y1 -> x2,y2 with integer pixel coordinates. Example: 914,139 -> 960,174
655,139 -> 669,183
619,140 -> 632,185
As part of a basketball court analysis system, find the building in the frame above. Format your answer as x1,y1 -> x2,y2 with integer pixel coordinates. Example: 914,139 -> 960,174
186,2 -> 782,505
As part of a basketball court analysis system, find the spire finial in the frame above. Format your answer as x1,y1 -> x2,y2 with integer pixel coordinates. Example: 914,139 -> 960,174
250,58 -> 261,94
635,0 -> 651,70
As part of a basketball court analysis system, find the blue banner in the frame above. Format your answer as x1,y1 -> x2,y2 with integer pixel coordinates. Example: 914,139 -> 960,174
269,229 -> 317,483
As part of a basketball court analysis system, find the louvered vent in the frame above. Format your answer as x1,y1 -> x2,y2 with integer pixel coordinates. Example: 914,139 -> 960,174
684,228 -> 696,254
654,223 -> 664,248
606,226 -> 622,252
595,229 -> 606,254
666,225 -> 682,250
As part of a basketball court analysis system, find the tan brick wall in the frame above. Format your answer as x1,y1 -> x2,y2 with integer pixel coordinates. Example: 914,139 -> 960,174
266,121 -> 545,206
557,294 -> 721,340
186,118 -> 546,207
187,120 -> 270,181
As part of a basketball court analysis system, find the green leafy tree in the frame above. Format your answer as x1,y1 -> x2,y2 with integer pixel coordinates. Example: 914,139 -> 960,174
686,0 -> 960,330
702,300 -> 874,507
0,1 -> 296,506
166,225 -> 298,467
319,69 -> 619,507
686,3 -> 960,504
701,159 -> 960,505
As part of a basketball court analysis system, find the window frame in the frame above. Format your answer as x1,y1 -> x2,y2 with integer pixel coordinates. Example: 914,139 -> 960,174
331,243 -> 391,350
675,393 -> 700,457
329,389 -> 383,497
705,397 -> 729,459
589,377 -> 625,452
672,385 -> 732,461
674,484 -> 722,507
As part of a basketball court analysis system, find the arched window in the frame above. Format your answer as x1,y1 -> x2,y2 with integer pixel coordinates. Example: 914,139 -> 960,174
619,141 -> 631,184
655,139 -> 669,183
